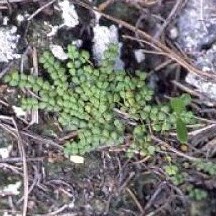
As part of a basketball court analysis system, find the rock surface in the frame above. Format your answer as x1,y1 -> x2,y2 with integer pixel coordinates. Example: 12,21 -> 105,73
0,26 -> 20,63
177,0 -> 216,102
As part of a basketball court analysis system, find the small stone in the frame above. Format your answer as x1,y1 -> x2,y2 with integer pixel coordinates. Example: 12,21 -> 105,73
69,155 -> 84,164
0,26 -> 20,62
169,27 -> 178,39
16,14 -> 25,25
58,0 -> 79,28
0,145 -> 12,159
134,49 -> 145,63
12,106 -> 26,117
2,181 -> 22,196
50,44 -> 68,60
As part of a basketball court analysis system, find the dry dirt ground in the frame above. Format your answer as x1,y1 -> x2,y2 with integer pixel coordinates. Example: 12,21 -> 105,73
0,0 -> 216,215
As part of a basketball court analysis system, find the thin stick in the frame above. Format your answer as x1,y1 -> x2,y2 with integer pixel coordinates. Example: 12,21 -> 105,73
154,0 -> 185,39
0,157 -> 44,163
123,35 -> 213,79
171,80 -> 202,98
118,172 -> 135,192
0,118 -> 62,150
21,130 -> 64,150
188,124 -> 216,136
151,135 -> 198,161
30,47 -> 39,125
17,165 -> 40,205
126,187 -> 144,214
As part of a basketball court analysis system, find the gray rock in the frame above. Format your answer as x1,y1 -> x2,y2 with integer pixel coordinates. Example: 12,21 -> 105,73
177,0 -> 216,102
0,26 -> 20,63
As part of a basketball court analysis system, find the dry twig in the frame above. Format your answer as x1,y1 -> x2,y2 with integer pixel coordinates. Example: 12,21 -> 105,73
29,47 -> 39,125
151,135 -> 198,161
0,116 -> 29,216
126,187 -> 145,214
154,0 -> 186,39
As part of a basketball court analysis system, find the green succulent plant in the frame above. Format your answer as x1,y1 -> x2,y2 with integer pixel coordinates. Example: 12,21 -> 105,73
188,186 -> 208,201
3,43 -> 194,156
164,163 -> 186,185
194,160 -> 216,176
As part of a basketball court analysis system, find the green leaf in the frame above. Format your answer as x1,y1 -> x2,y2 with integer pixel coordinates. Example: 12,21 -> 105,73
39,56 -> 46,64
18,80 -> 27,88
110,132 -> 118,140
74,60 -> 81,68
42,81 -> 50,90
140,112 -> 148,120
161,105 -> 170,113
72,77 -> 79,84
171,97 -> 186,114
158,112 -> 166,121
32,84 -> 41,92
39,102 -> 47,109
43,62 -> 51,69
36,78 -> 44,87
3,75 -> 11,83
54,62 -> 61,70
9,80 -> 19,87
143,105 -> 151,113
85,105 -> 91,113
67,62 -> 74,69
162,121 -> 171,131
81,50 -> 90,61
180,94 -> 192,106
103,113 -> 112,122
152,124 -> 161,132
11,71 -> 19,80
27,76 -> 36,84
164,165 -> 179,176
69,68 -> 76,76
176,117 -> 188,143
43,51 -> 51,60
48,56 -> 55,64
147,145 -> 156,155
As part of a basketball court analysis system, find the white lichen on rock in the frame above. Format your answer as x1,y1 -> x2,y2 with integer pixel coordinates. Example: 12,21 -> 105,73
12,105 -> 27,117
92,24 -> 124,70
0,26 -> 20,62
58,0 -> 79,28
47,0 -> 79,37
1,181 -> 22,196
50,44 -> 68,60
134,49 -> 145,63
92,10 -> 124,69
0,145 -> 12,159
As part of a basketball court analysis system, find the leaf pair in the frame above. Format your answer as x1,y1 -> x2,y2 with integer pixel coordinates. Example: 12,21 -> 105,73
170,94 -> 192,143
